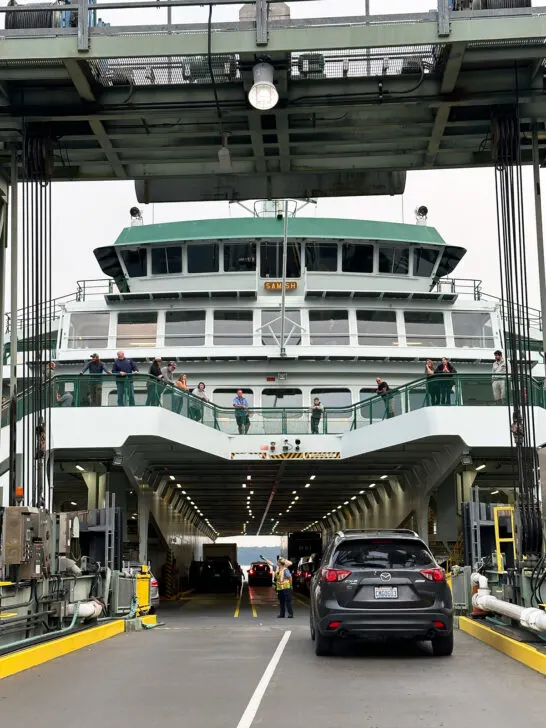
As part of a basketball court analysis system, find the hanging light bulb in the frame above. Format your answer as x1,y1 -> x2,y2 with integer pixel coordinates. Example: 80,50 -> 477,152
248,62 -> 278,111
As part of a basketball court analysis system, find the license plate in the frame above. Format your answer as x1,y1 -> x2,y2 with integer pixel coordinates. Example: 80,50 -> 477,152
374,586 -> 398,600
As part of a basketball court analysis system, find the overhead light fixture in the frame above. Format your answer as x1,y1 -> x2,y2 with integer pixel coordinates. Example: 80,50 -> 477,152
310,475 -> 316,480
176,484 -> 182,489
169,475 -> 175,481
295,496 -> 299,501
359,490 -> 364,495
247,475 -> 252,480
182,490 -> 186,495
250,490 -> 254,495
292,490 -> 297,495
75,465 -> 85,472
491,490 -> 499,495
380,475 -> 388,480
369,484 -> 376,489
476,464 -> 486,471
351,496 -> 357,500
70,501 -> 77,506
248,62 -> 279,111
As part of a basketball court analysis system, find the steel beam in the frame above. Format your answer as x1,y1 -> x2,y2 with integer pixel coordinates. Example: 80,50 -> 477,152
65,60 -> 127,179
4,12 -> 546,60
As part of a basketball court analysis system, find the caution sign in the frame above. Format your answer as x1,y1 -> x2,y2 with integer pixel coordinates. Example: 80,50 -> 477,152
304,451 -> 340,459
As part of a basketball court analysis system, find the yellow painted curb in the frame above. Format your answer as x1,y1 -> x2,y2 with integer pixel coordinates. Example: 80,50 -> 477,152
0,620 -> 125,680
141,614 -> 158,626
459,617 -> 546,676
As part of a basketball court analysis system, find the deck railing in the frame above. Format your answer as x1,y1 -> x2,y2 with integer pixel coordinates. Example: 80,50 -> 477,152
2,373 -> 543,435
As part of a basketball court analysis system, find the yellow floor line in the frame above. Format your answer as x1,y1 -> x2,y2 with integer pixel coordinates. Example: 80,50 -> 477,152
0,620 -> 125,680
234,599 -> 241,619
251,601 -> 257,618
459,617 -> 546,676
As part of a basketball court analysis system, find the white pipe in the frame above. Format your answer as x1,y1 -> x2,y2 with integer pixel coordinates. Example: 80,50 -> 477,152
471,573 -> 546,634
66,600 -> 103,619
64,558 -> 82,576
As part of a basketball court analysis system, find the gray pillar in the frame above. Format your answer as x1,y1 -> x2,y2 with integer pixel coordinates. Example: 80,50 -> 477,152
436,474 -> 459,543
83,471 -> 107,510
138,488 -> 153,565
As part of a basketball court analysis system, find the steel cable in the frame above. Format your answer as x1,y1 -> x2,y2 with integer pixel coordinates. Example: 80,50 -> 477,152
493,99 -> 543,556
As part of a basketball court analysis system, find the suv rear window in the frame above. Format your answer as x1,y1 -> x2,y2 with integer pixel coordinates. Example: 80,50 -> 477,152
333,539 -> 434,569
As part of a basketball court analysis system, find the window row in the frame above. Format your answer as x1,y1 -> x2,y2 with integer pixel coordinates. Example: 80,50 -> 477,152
119,241 -> 442,279
66,310 -> 496,349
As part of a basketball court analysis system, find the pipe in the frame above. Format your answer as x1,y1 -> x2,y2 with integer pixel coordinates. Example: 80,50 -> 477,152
0,602 -> 80,654
470,573 -> 546,633
65,600 -> 102,619
62,558 -> 82,576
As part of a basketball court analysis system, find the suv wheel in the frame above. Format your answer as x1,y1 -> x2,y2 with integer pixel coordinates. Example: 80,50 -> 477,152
315,631 -> 334,657
431,631 -> 453,657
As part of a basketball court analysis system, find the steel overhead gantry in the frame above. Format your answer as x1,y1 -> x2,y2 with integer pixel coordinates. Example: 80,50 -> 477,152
0,3 -> 545,199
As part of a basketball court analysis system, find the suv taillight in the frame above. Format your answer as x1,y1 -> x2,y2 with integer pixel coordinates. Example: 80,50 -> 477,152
321,568 -> 352,583
151,578 -> 158,588
420,568 -> 445,582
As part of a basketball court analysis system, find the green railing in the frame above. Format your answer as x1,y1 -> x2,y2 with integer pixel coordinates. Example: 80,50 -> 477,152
3,373 -> 544,436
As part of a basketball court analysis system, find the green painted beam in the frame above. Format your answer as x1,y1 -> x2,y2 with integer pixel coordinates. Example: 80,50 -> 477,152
2,12 -> 546,61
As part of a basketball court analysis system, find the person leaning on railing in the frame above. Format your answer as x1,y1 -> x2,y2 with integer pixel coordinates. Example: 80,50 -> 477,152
80,353 -> 111,407
190,382 -> 209,423
434,357 -> 456,405
146,357 -> 164,406
112,351 -> 139,406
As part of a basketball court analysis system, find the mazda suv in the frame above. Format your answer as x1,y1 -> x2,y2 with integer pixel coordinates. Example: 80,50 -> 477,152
309,529 -> 453,657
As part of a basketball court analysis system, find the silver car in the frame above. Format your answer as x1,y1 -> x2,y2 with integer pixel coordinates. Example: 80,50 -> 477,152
310,529 -> 453,657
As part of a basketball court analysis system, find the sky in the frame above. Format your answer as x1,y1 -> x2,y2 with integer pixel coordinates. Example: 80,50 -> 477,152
4,0 -> 545,310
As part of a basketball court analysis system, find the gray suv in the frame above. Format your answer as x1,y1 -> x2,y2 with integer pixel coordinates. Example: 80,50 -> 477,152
309,529 -> 453,657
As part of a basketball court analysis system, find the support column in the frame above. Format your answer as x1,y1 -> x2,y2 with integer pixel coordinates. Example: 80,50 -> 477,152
436,473 -> 459,543
83,471 -> 107,510
138,487 -> 153,565
459,470 -> 477,508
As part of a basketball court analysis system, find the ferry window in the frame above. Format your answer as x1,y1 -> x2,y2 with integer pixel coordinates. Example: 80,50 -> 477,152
378,246 -> 409,275
187,243 -> 219,274
121,248 -> 147,277
356,311 -> 398,346
67,313 -> 109,349
413,248 -> 438,277
262,388 -> 303,408
309,310 -> 349,345
214,311 -> 253,345
165,311 -> 206,346
261,310 -> 302,346
305,242 -> 338,272
213,389 -> 254,408
151,246 -> 182,275
404,311 -> 446,347
452,312 -> 494,348
116,312 -> 158,348
359,388 -> 378,416
342,243 -> 374,273
260,242 -> 301,278
224,242 -> 256,272
311,388 -> 352,417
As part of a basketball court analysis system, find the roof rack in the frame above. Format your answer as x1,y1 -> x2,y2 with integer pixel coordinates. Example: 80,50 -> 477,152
335,529 -> 419,539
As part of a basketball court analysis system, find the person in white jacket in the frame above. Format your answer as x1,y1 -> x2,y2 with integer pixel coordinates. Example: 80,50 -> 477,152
492,350 -> 509,404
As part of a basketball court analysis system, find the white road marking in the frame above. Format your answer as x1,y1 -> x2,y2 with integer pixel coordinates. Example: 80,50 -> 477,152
235,630 -> 291,728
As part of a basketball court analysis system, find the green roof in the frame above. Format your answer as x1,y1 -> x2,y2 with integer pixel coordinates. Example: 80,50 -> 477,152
113,218 -> 447,247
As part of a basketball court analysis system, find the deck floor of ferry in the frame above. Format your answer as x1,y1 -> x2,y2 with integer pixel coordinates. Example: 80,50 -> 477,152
1,587 -> 545,727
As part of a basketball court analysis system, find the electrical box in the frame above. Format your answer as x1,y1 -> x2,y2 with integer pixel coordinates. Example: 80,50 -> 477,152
0,507 -> 50,578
